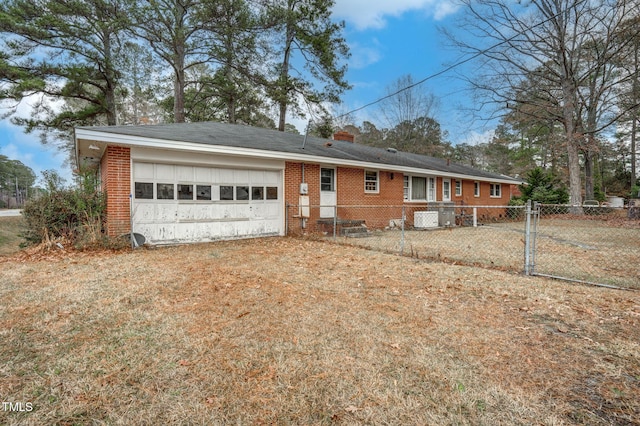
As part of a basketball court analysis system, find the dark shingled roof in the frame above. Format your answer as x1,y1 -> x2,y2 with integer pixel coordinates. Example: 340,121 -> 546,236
79,121 -> 519,183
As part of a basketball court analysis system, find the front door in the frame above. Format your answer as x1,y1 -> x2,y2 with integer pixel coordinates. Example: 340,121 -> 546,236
319,167 -> 336,218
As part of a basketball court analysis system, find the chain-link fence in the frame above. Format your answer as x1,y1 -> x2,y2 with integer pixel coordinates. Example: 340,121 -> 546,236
286,203 -> 527,272
286,202 -> 639,290
527,203 -> 639,289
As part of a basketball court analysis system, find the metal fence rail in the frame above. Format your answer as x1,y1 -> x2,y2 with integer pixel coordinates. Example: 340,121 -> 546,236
286,202 -> 639,290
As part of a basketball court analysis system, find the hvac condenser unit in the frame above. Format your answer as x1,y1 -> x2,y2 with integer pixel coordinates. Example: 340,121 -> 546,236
414,211 -> 438,229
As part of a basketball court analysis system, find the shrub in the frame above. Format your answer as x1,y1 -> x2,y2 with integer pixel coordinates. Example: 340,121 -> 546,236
21,168 -> 108,249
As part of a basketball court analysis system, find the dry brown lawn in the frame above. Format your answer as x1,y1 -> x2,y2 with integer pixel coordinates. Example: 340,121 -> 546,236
1,238 -> 639,425
0,216 -> 24,256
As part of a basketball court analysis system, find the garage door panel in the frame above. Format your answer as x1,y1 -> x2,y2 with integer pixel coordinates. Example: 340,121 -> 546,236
134,163 -> 154,180
177,204 -> 196,222
194,166 -> 211,183
133,202 -> 156,223
176,165 -> 193,181
234,169 -> 249,183
219,168 -> 234,182
263,171 -> 280,185
155,164 -> 174,180
132,162 -> 283,244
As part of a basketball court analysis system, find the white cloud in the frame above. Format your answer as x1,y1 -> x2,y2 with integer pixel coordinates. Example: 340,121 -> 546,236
333,0 -> 459,30
349,41 -> 383,69
458,129 -> 495,146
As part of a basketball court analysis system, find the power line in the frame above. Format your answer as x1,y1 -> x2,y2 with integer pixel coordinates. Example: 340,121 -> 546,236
335,5 -> 575,120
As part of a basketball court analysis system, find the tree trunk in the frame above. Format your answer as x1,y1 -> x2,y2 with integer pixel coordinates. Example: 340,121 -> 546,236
631,42 -> 639,190
103,29 -> 118,126
560,74 -> 583,212
174,55 -> 185,123
632,116 -> 637,188
584,149 -> 593,200
277,15 -> 295,132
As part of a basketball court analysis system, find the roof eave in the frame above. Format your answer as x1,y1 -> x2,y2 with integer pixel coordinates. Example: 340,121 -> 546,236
75,129 -> 520,185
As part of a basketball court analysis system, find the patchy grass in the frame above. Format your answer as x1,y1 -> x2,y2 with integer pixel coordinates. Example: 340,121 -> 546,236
1,238 -> 639,425
0,216 -> 25,256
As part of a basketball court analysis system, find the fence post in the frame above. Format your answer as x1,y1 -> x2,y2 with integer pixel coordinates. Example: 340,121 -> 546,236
472,207 -> 477,227
524,199 -> 532,275
285,203 -> 289,236
401,205 -> 405,254
530,202 -> 540,275
333,205 -> 337,240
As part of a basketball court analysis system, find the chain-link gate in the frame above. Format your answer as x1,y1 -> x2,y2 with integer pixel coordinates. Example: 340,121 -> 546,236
524,201 -> 639,290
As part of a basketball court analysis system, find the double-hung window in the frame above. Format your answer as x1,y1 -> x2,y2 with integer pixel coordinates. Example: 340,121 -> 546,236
364,170 -> 379,193
403,175 -> 410,201
490,183 -> 502,198
455,180 -> 462,196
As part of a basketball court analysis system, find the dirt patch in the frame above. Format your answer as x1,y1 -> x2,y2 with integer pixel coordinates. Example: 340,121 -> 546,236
1,237 -> 639,424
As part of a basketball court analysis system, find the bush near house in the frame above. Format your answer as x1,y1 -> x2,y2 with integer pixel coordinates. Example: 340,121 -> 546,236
20,169 -> 108,249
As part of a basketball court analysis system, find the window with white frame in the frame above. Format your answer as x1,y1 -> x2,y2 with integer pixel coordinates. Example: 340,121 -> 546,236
455,180 -> 462,196
474,181 -> 480,197
411,176 -> 426,200
443,179 -> 451,201
405,176 -> 436,201
427,177 -> 436,201
364,170 -> 379,193
403,175 -> 409,200
490,183 -> 502,198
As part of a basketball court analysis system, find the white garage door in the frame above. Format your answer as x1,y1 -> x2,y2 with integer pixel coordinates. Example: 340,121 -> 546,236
131,162 -> 283,244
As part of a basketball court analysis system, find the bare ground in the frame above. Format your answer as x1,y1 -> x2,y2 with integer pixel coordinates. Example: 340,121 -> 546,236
1,237 -> 639,425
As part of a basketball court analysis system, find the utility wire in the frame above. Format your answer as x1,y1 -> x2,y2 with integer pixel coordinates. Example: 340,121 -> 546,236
335,5 -> 578,120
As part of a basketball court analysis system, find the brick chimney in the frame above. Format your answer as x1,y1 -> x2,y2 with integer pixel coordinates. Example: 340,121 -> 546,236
333,131 -> 355,143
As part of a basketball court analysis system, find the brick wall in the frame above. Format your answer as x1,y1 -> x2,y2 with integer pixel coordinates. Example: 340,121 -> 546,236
101,146 -> 131,237
450,179 -> 511,206
285,161 -> 514,232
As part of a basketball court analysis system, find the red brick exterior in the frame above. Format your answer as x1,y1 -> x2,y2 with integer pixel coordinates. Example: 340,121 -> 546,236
101,146 -> 131,237
285,161 -> 513,233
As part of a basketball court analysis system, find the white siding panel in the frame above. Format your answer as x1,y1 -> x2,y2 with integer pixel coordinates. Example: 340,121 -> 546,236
176,165 -> 193,182
155,164 -> 174,180
134,163 -> 154,180
219,168 -> 234,183
194,166 -> 211,183
263,171 -> 279,185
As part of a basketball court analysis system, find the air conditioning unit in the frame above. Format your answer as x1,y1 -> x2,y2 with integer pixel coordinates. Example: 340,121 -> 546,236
414,211 -> 438,228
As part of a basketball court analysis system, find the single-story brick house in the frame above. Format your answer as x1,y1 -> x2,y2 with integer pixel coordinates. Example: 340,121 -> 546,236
74,121 -> 520,244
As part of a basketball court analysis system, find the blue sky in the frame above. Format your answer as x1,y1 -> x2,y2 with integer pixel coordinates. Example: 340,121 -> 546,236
0,0 -> 489,186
